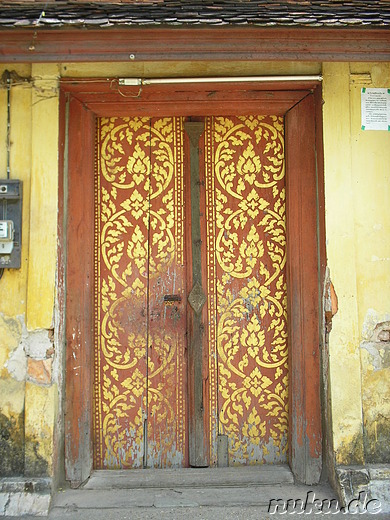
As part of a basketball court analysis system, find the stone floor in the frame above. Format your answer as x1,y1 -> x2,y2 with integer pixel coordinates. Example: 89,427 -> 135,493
2,466 -> 389,518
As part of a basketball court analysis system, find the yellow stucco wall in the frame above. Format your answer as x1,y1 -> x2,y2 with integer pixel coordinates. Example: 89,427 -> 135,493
0,65 -> 32,476
27,64 -> 60,331
0,64 -> 31,317
350,63 -> 390,464
0,59 -> 389,478
0,63 -> 58,476
323,62 -> 390,465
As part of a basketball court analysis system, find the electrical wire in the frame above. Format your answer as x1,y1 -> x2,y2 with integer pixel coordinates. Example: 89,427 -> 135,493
109,78 -> 142,98
5,70 -> 11,179
0,71 -> 12,278
0,70 -> 31,90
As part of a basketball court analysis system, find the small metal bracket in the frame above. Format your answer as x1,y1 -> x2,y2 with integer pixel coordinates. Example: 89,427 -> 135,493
163,294 -> 182,304
188,282 -> 207,314
118,78 -> 142,86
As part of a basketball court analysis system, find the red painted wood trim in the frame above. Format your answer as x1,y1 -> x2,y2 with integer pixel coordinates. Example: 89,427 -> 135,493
314,84 -> 329,474
1,27 -> 389,62
62,82 -> 325,484
54,90 -> 67,481
61,80 -> 312,117
286,92 -> 323,484
64,95 -> 95,487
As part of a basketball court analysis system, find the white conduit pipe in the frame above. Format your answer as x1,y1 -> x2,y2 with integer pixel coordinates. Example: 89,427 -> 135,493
118,75 -> 323,86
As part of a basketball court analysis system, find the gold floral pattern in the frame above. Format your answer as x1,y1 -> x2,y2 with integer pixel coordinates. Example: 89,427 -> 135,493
94,117 -> 187,469
205,116 -> 288,465
94,114 -> 288,470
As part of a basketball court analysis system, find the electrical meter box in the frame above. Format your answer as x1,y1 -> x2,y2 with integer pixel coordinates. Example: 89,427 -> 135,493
0,180 -> 22,268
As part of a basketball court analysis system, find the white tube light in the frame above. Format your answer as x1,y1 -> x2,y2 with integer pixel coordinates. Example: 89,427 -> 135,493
118,75 -> 322,87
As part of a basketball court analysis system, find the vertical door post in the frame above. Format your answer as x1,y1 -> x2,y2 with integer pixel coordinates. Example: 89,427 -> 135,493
185,121 -> 208,467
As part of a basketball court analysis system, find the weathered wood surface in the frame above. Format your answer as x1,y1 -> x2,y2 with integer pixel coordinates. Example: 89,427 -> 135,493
1,27 -> 390,62
285,93 -> 323,485
185,121 -> 208,467
55,482 -> 339,511
61,82 -> 313,118
94,117 -> 188,469
63,82 -> 324,482
65,96 -> 95,487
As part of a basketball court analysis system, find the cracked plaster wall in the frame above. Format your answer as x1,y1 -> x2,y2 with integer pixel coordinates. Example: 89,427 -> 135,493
323,62 -> 390,466
0,313 -> 56,477
360,311 -> 390,463
0,63 -> 60,480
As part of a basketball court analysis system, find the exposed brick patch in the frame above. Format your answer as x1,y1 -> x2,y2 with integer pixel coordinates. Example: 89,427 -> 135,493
27,358 -> 52,386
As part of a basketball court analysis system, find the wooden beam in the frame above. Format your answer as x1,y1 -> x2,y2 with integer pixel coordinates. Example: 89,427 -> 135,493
286,92 -> 323,485
64,95 -> 95,487
60,80 -> 312,117
1,27 -> 389,63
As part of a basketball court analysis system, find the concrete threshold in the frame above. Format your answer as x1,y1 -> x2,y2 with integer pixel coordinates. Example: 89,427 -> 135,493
50,465 -> 338,514
53,483 -> 337,510
83,464 -> 294,490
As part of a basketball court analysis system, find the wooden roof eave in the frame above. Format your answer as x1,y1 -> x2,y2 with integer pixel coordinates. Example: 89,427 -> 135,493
0,26 -> 389,63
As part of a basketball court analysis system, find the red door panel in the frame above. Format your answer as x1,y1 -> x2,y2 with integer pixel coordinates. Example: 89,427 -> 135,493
204,116 -> 288,466
94,114 -> 288,469
94,117 -> 187,468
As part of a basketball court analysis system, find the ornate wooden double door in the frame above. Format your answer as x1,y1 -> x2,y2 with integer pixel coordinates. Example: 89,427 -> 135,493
93,115 -> 288,469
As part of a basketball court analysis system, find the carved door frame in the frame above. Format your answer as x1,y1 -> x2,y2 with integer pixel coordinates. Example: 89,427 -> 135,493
59,80 -> 326,487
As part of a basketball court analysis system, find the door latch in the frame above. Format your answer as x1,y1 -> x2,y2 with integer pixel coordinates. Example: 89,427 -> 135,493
163,294 -> 182,305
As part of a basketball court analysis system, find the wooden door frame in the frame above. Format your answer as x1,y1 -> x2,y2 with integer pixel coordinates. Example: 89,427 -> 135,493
60,79 -> 326,487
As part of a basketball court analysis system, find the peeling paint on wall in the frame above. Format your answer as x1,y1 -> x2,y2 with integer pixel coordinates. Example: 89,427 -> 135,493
3,314 -> 55,386
324,267 -> 339,333
0,312 -> 56,477
360,310 -> 390,464
0,313 -> 22,372
20,323 -> 53,361
361,319 -> 390,372
6,342 -> 27,382
324,62 -> 390,472
0,313 -> 26,477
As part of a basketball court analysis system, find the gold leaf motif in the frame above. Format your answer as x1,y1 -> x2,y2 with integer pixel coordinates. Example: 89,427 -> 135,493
208,115 -> 288,464
242,367 -> 272,397
95,116 -> 186,469
126,143 -> 150,186
122,369 -> 146,397
236,142 -> 261,186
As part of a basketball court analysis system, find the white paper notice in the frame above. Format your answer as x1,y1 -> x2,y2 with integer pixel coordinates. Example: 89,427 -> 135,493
361,88 -> 390,131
